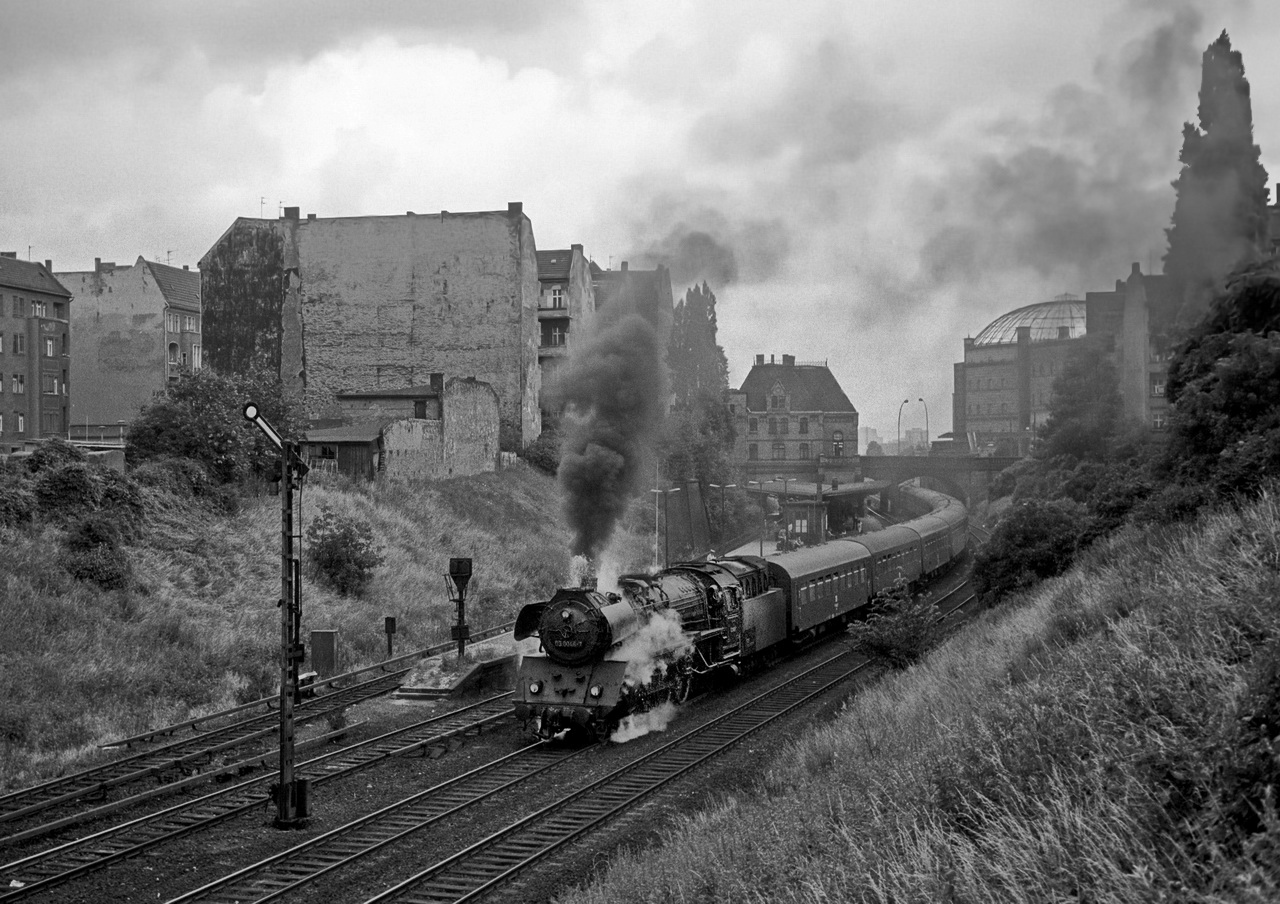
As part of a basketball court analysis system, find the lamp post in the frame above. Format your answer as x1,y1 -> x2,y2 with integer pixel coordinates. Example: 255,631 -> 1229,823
707,483 -> 736,549
649,487 -> 682,569
918,397 -> 929,454
242,402 -> 310,827
775,475 -> 793,549
897,398 -> 909,456
746,480 -> 764,555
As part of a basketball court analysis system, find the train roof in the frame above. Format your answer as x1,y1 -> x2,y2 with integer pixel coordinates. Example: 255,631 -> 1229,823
755,537 -> 871,579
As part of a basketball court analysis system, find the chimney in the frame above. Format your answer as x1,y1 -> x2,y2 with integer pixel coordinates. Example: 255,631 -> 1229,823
508,201 -> 523,215
755,354 -> 765,366
621,261 -> 629,272
571,243 -> 583,253
307,213 -> 316,220
283,206 -> 300,221
770,354 -> 775,364
782,354 -> 795,366
1131,262 -> 1142,276
44,259 -> 52,272
1275,182 -> 1280,206
94,257 -> 101,272
0,251 -> 16,259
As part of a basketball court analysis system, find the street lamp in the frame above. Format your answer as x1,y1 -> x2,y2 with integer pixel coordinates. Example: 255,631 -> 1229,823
707,483 -> 736,549
897,398 -> 909,456
649,487 -> 682,569
746,480 -> 765,555
918,397 -> 929,454
775,475 -> 793,549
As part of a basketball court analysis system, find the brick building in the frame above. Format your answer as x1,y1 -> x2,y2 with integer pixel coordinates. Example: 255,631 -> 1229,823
200,203 -> 541,451
57,256 -> 201,443
727,354 -> 859,479
303,377 -> 500,481
0,254 -> 72,452
535,244 -> 595,413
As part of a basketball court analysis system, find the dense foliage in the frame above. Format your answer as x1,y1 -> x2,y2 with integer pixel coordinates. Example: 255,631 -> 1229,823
126,367 -> 300,484
1037,343 -> 1123,461
972,499 -> 1083,603
846,576 -> 941,669
305,504 -> 385,596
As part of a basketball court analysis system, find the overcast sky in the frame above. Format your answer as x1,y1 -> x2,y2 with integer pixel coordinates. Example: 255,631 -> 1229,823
3,0 -> 1278,440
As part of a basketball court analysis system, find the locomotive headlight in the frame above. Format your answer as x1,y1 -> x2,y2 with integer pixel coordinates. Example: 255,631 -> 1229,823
589,685 -> 603,698
529,681 -> 542,695
561,609 -> 572,620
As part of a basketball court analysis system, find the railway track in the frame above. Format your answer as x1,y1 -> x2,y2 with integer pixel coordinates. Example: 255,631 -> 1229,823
0,693 -> 514,902
361,647 -> 872,904
0,620 -> 519,847
165,741 -> 590,904
0,669 -> 410,840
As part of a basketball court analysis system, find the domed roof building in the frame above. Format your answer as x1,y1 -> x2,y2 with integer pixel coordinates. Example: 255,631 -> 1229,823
953,268 -> 1174,456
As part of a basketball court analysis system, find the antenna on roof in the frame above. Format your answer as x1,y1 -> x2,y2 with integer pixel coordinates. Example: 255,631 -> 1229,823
260,197 -> 266,217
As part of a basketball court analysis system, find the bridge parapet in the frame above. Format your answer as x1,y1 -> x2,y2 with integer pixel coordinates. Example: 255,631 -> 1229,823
859,454 -> 1022,506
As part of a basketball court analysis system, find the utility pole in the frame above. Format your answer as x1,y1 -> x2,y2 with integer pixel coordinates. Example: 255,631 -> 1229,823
243,403 -> 310,827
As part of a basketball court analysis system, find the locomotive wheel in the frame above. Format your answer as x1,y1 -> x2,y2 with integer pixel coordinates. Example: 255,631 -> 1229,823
669,673 -> 692,705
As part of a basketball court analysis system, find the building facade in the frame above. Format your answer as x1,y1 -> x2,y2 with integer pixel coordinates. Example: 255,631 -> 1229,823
200,203 -> 542,451
0,254 -> 72,452
58,256 -> 201,442
953,271 -> 1174,457
535,244 -> 595,413
727,354 -> 859,479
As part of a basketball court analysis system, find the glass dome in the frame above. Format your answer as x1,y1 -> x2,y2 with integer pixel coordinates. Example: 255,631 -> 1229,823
972,295 -> 1086,346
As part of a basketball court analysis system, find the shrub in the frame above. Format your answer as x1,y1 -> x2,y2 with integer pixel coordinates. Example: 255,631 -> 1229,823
25,437 -> 88,474
0,469 -> 36,527
61,515 -> 132,589
971,499 -> 1083,605
34,463 -> 101,519
305,505 -> 384,596
847,577 -> 941,670
521,426 -> 561,475
131,457 -> 215,498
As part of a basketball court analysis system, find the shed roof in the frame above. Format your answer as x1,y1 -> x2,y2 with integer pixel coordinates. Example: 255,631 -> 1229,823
304,419 -> 389,443
0,256 -> 71,298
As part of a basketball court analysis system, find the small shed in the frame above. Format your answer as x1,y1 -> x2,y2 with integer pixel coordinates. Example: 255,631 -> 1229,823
302,420 -> 387,481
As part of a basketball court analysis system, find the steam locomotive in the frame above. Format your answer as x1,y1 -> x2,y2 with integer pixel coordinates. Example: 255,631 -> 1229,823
513,485 -> 967,739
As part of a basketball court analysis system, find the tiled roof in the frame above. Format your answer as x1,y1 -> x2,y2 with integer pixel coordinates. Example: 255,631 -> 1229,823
537,250 -> 572,282
0,256 -> 71,298
738,363 -> 858,414
142,258 -> 200,310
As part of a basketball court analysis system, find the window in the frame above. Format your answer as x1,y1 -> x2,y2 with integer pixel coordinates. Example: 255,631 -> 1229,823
191,344 -> 201,370
33,301 -> 46,317
0,372 -> 4,393
799,417 -> 808,434
61,369 -> 67,394
1151,377 -> 1165,397
12,375 -> 24,394
42,374 -> 57,394
772,442 -> 786,461
832,430 -> 844,458
182,314 -> 198,332
551,286 -> 565,309
62,333 -> 68,355
0,331 -> 4,352
165,311 -> 180,332
1153,412 -> 1167,430
748,443 -> 758,461
168,342 -> 179,364
748,417 -> 758,434
780,419 -> 789,435
16,414 -> 24,434
550,325 -> 566,346
13,334 -> 25,354
0,414 -> 3,434
54,303 -> 64,320
414,399 -> 428,418
768,418 -> 777,435
44,337 -> 54,357
12,297 -> 24,317
799,443 -> 810,459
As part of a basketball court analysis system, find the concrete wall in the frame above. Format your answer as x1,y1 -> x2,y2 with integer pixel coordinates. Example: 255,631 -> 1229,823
380,377 -> 499,479
203,207 -> 541,450
62,261 -> 169,428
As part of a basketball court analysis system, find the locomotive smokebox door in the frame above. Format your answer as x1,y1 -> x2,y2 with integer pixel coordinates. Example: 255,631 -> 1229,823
449,558 -> 472,595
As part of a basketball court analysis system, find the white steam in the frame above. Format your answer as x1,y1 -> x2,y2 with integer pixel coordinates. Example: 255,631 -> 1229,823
568,550 -> 627,595
610,701 -> 679,743
617,608 -> 691,686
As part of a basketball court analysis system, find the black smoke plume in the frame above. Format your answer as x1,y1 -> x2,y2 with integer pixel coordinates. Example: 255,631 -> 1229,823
553,279 -> 670,559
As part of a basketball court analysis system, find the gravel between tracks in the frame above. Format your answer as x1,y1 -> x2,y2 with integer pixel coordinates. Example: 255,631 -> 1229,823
17,637 -> 879,904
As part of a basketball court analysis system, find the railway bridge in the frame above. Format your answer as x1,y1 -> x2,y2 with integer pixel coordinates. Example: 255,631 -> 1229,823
859,454 -> 1021,508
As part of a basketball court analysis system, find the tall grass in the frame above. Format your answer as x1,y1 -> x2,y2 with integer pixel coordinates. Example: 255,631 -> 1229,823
0,463 -> 607,789
559,492 -> 1280,903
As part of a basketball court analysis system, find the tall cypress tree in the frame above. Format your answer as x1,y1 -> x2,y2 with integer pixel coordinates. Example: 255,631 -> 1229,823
667,282 -> 729,408
1161,30 -> 1270,331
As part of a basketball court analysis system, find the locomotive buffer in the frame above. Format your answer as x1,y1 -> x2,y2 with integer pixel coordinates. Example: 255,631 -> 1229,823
244,402 -> 311,827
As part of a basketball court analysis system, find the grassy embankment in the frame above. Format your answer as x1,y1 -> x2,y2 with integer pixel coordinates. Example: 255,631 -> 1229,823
0,464 -> 652,790
562,491 -> 1280,903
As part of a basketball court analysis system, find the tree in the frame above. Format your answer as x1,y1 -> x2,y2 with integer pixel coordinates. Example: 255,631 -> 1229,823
971,499 -> 1083,604
1161,30 -> 1270,331
865,441 -> 884,456
127,368 -> 301,484
1038,343 -> 1123,461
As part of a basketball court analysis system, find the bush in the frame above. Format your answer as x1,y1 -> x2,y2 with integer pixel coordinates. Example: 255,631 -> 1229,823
971,499 -> 1083,605
61,515 -> 132,589
0,468 -> 36,527
34,463 -> 101,519
521,426 -> 561,475
131,457 -> 215,498
847,577 -> 941,669
25,437 -> 87,474
305,505 -> 384,596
